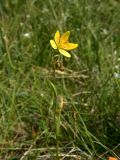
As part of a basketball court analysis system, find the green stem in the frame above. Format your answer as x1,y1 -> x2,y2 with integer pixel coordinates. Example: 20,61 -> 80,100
4,36 -> 16,69
48,80 -> 60,160
55,107 -> 61,160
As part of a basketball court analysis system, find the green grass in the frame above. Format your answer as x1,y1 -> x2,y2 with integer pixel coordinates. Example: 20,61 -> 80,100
0,0 -> 120,159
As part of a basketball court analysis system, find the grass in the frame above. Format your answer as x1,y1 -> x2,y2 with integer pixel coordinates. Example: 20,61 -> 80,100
0,0 -> 120,159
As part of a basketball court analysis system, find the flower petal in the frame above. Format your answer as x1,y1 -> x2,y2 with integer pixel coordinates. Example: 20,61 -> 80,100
50,40 -> 57,49
61,43 -> 78,50
60,31 -> 70,44
58,48 -> 71,58
108,157 -> 118,160
54,30 -> 60,44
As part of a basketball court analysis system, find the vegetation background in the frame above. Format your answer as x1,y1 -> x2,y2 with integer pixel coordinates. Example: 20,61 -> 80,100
0,0 -> 120,159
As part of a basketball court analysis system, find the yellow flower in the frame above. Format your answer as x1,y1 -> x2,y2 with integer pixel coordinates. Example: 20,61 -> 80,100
50,30 -> 78,58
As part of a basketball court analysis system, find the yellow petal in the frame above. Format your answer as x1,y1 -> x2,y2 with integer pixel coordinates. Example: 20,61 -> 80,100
108,157 -> 118,160
58,48 -> 71,58
60,31 -> 70,44
50,40 -> 57,49
61,43 -> 78,50
54,30 -> 60,44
